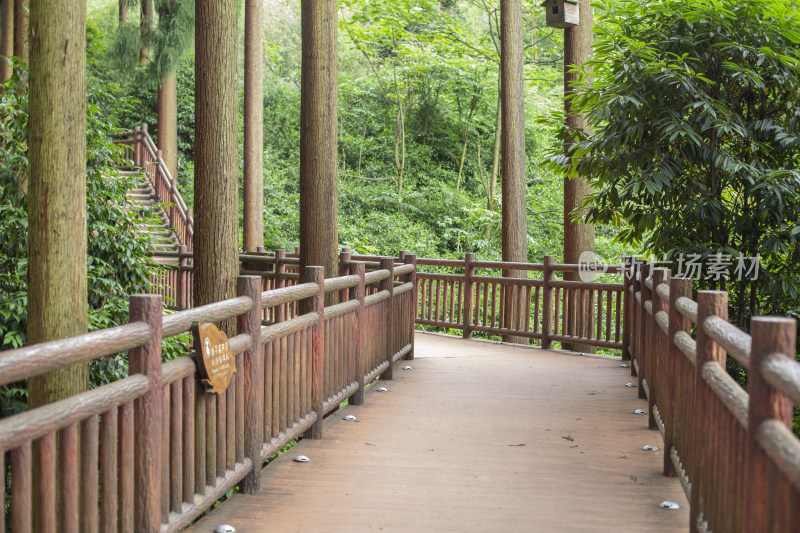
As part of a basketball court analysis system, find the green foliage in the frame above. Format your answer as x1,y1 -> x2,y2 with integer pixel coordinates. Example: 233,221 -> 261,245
0,46 -> 167,413
552,0 -> 800,326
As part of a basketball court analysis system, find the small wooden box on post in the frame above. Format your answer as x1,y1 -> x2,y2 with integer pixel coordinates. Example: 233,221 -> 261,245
541,0 -> 579,28
379,257 -> 395,381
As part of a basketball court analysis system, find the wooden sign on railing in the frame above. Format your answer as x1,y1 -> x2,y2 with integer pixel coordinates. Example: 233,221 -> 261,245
193,322 -> 236,394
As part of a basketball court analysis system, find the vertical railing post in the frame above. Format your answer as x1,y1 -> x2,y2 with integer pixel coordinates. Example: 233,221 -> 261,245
177,245 -> 188,310
621,256 -> 633,361
404,253 -> 417,360
665,277 -> 691,478
238,275 -> 263,493
128,294 -> 163,532
350,262 -> 366,405
744,316 -> 796,533
462,252 -> 475,339
692,290 -> 728,532
649,268 -> 669,431
637,262 -> 651,400
379,257 -> 395,380
339,247 -> 352,302
631,260 -> 642,377
133,125 -> 141,167
141,123 -> 149,167
274,249 -> 286,322
303,266 -> 325,439
541,255 -> 554,349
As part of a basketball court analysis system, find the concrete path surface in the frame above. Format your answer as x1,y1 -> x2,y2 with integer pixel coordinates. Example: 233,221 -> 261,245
188,332 -> 689,532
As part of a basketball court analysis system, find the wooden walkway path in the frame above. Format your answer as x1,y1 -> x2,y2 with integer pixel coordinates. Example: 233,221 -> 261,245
189,333 -> 689,532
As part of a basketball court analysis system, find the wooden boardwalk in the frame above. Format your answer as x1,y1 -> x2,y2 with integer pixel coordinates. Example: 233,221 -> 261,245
189,333 -> 689,532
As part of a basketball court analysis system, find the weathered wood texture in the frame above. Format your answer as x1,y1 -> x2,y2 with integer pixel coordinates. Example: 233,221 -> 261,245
628,265 -> 800,533
187,334 -> 689,532
26,0 -> 88,407
194,0 -> 239,319
242,0 -> 264,251
0,0 -> 12,81
299,0 -> 338,278
499,0 -> 527,344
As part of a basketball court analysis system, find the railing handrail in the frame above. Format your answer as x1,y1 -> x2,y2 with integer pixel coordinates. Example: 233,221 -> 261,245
0,259 -> 418,531
628,261 -> 800,532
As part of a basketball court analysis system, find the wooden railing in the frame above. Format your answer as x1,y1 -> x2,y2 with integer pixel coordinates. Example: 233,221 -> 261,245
0,261 -> 414,532
629,262 -> 800,532
152,249 -> 627,352
112,124 -> 194,251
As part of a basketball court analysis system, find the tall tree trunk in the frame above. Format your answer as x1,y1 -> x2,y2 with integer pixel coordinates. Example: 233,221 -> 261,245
194,0 -> 238,329
27,0 -> 88,408
1,0 -> 12,81
299,0 -> 338,280
562,0 -> 595,353
243,0 -> 264,252
140,0 -> 153,63
500,0 -> 527,344
157,72 -> 178,179
12,0 -> 26,62
119,0 -> 126,24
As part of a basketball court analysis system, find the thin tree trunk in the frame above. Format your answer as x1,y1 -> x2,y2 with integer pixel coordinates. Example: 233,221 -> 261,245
484,97 -> 501,243
456,124 -> 468,191
140,0 -> 153,63
562,0 -> 595,353
119,0 -> 126,24
27,0 -> 88,408
157,72 -> 178,180
243,0 -> 264,252
1,0 -> 12,81
194,0 -> 238,332
300,0 -> 338,281
490,93 -> 501,206
12,0 -> 26,62
500,0 -> 527,344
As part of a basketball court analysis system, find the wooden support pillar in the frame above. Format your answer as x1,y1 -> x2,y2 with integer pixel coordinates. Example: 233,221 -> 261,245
621,256 -> 633,361
649,268 -> 668,431
303,266 -> 325,439
379,257 -> 394,380
238,275 -> 263,493
744,316 -> 796,532
128,294 -> 163,532
462,252 -> 475,339
274,248 -> 286,322
692,290 -> 727,532
404,253 -> 417,360
541,255 -> 554,349
665,276 -> 691,477
350,262 -> 366,405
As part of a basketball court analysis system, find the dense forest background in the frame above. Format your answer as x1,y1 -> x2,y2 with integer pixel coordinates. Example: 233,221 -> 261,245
89,0 -> 629,263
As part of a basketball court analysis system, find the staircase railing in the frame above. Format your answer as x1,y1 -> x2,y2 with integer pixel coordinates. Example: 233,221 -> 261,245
112,124 -> 194,251
629,261 -> 800,532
